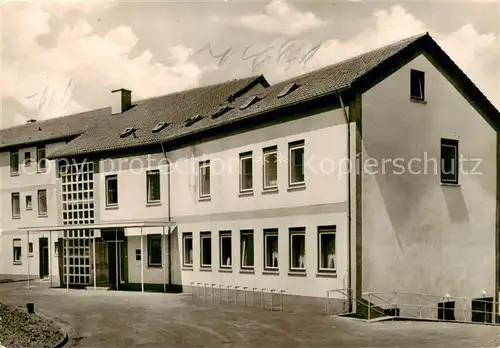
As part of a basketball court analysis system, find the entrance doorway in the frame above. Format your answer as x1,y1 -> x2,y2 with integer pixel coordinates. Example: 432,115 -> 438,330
94,229 -> 127,289
39,237 -> 49,279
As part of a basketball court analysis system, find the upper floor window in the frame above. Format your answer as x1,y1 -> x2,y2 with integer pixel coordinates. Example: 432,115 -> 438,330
26,195 -> 33,210
239,152 -> 253,193
10,151 -> 19,175
105,175 -> 118,207
440,139 -> 459,184
410,69 -> 425,101
36,146 -> 47,172
37,189 -> 48,217
11,193 -> 20,218
263,146 -> 278,190
147,235 -> 162,267
199,160 -> 211,198
289,140 -> 305,186
147,170 -> 161,203
24,151 -> 32,167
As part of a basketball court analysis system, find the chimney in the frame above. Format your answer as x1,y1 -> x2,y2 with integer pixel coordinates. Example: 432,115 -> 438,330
111,88 -> 132,114
26,119 -> 37,124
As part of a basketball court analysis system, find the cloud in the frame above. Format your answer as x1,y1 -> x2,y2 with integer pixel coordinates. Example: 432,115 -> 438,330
0,0 -> 206,129
261,5 -> 499,109
215,0 -> 327,36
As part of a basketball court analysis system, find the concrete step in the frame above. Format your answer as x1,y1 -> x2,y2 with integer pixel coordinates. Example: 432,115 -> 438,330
85,286 -> 111,291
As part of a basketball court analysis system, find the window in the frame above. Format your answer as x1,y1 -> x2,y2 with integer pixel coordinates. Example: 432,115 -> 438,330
240,230 -> 254,269
441,139 -> 459,184
185,115 -> 204,127
24,152 -> 32,167
105,175 -> 118,206
212,105 -> 233,119
277,83 -> 299,98
289,228 -> 306,271
183,233 -> 193,267
10,151 -> 19,175
219,231 -> 232,268
37,189 -> 48,216
240,96 -> 260,110
410,69 -> 425,101
318,226 -> 336,272
26,195 -> 32,210
135,249 -> 141,261
28,242 -> 33,255
263,146 -> 278,189
199,161 -> 211,198
152,121 -> 169,133
13,239 -> 22,263
264,229 -> 279,270
147,170 -> 161,203
147,235 -> 162,267
36,146 -> 46,172
240,152 -> 253,192
54,241 -> 59,257
200,232 -> 212,268
120,127 -> 136,138
11,193 -> 20,218
289,140 -> 305,186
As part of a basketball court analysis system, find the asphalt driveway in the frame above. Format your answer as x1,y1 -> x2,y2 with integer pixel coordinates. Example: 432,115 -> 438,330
0,281 -> 499,348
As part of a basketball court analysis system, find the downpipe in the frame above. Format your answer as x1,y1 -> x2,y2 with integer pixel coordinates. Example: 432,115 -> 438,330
160,142 -> 172,288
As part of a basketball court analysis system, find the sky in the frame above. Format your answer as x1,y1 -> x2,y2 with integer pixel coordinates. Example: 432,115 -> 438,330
1,0 -> 499,130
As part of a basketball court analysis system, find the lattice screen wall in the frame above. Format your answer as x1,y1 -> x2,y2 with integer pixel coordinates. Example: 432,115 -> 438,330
60,161 -> 96,285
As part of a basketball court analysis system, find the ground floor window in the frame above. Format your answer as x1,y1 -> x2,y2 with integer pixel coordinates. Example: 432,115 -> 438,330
289,227 -> 305,271
148,235 -> 162,267
264,229 -> 278,270
28,242 -> 34,256
13,239 -> 22,263
318,226 -> 336,272
219,231 -> 232,268
200,232 -> 212,268
240,230 -> 254,269
183,233 -> 193,267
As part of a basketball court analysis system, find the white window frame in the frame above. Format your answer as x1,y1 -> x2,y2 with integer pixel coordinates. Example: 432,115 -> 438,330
410,69 -> 425,101
288,140 -> 305,186
146,170 -> 161,203
147,234 -> 162,267
11,193 -> 20,218
240,230 -> 254,270
318,226 -> 336,272
219,231 -> 232,269
263,147 -> 278,190
13,239 -> 22,264
24,151 -> 32,167
199,161 -> 211,198
200,232 -> 212,268
239,152 -> 253,193
182,233 -> 193,267
105,175 -> 118,207
37,189 -> 48,217
440,139 -> 459,185
289,228 -> 306,272
28,242 -> 34,257
37,146 -> 47,173
264,229 -> 279,270
26,195 -> 33,210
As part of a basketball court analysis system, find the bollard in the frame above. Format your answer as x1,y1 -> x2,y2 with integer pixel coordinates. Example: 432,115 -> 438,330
252,288 -> 258,307
326,291 -> 330,316
219,285 -> 224,304
226,286 -> 232,304
243,287 -> 248,307
197,282 -> 202,301
261,288 -> 266,310
280,290 -> 285,312
26,303 -> 34,314
190,282 -> 196,301
211,284 -> 216,305
204,284 -> 208,306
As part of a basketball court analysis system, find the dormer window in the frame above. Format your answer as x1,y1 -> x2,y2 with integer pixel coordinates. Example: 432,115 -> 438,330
212,105 -> 233,119
277,83 -> 299,98
152,121 -> 169,133
120,127 -> 136,138
185,114 -> 204,127
240,96 -> 260,110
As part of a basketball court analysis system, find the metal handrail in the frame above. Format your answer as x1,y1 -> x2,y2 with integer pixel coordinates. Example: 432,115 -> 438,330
326,288 -> 386,318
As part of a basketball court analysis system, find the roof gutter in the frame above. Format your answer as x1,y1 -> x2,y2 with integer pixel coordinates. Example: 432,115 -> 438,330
48,86 -> 353,160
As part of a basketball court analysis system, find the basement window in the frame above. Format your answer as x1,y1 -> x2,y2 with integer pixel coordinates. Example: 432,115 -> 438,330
152,121 -> 169,133
120,127 -> 136,138
239,96 -> 260,110
185,114 -> 204,127
212,105 -> 233,119
277,83 -> 299,98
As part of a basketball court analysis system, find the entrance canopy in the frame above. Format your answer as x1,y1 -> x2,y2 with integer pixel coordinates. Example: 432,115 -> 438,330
15,220 -> 175,234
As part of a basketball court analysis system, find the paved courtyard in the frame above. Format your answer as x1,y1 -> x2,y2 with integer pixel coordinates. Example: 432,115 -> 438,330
1,281 -> 500,348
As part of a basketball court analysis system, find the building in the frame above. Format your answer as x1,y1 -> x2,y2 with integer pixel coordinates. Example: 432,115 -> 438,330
1,33 -> 499,317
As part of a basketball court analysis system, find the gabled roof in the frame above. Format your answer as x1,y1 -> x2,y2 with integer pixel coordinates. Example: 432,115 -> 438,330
4,32 -> 498,159
0,75 -> 267,151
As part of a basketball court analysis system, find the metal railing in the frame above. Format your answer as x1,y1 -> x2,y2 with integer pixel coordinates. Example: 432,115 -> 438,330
326,288 -> 386,318
189,282 -> 285,312
363,291 -> 500,324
